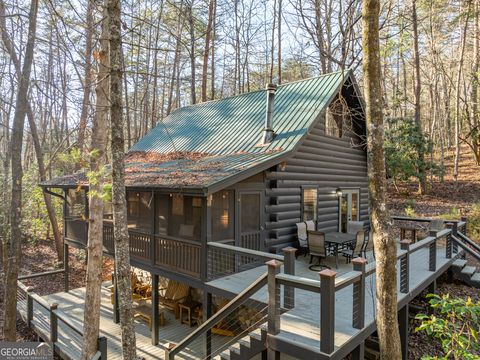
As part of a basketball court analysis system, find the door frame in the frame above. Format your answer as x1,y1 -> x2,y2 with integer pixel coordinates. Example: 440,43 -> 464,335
235,189 -> 265,251
338,188 -> 360,232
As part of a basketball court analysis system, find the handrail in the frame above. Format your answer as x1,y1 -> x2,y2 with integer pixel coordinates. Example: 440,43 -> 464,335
16,280 -> 107,359
19,269 -> 65,280
207,242 -> 284,262
452,235 -> 480,262
392,215 -> 463,224
264,221 -> 456,355
166,272 -> 269,359
456,232 -> 480,253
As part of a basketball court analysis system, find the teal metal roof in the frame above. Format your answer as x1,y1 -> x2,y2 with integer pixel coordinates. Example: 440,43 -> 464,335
131,70 -> 350,156
42,70 -> 358,193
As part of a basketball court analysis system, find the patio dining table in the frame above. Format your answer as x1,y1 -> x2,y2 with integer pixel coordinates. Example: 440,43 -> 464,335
325,232 -> 357,269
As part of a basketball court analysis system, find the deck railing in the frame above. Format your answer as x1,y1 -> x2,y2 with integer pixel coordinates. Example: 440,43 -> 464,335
17,281 -> 107,359
265,222 -> 456,356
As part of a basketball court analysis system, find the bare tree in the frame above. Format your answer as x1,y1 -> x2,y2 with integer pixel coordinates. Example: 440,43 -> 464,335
109,0 -> 137,356
81,4 -> 109,358
362,0 -> 402,358
1,0 -> 39,341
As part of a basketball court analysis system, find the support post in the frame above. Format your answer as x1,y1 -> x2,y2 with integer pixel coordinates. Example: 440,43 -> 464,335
445,223 -> 453,259
452,222 -> 458,253
63,243 -> 69,292
26,287 -> 33,327
266,259 -> 282,360
50,303 -> 58,343
151,273 -> 159,345
400,240 -> 410,293
351,342 -> 365,360
203,291 -> 212,359
320,269 -> 336,354
112,271 -> 119,324
399,304 -> 409,360
164,342 -> 176,360
282,247 -> 296,310
352,258 -> 366,329
428,230 -> 438,272
461,216 -> 468,236
97,336 -> 107,360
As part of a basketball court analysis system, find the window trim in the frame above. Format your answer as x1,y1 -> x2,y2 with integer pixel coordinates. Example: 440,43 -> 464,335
301,185 -> 318,222
337,188 -> 361,232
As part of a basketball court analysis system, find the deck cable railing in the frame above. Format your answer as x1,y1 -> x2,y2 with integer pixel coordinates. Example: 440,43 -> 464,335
165,244 -> 296,360
17,281 -> 107,359
264,223 -> 456,357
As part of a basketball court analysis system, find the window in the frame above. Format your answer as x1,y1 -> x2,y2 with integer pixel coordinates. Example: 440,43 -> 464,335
211,190 -> 234,241
155,194 -> 203,240
325,96 -> 351,138
127,191 -> 153,232
302,187 -> 318,221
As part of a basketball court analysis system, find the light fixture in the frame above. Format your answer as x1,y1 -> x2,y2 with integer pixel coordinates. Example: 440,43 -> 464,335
336,189 -> 343,198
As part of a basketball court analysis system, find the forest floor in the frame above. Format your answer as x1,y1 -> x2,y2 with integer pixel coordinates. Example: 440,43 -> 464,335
1,147 -> 479,358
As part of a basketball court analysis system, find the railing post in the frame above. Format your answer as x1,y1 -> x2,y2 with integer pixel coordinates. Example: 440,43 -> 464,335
452,222 -> 458,253
320,269 -> 336,354
400,240 -> 410,293
112,271 -> 119,324
50,303 -> 58,343
64,242 -> 69,292
351,258 -> 367,329
26,287 -> 33,327
461,216 -> 468,236
428,230 -> 437,272
445,223 -> 453,259
97,336 -> 107,359
266,260 -> 282,336
282,247 -> 296,310
164,342 -> 176,360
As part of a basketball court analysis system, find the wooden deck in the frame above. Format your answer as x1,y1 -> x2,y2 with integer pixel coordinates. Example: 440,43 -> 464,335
17,284 -> 232,360
206,245 -> 459,359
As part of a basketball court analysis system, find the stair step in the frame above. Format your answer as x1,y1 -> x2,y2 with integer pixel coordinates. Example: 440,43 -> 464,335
228,342 -> 241,355
470,273 -> 480,286
460,266 -> 476,278
218,350 -> 231,360
238,336 -> 251,348
452,259 -> 467,272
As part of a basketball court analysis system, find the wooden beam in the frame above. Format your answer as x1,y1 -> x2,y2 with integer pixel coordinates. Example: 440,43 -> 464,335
151,273 -> 159,345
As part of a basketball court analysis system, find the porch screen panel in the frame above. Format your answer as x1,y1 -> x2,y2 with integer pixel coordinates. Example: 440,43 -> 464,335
65,189 -> 87,242
155,195 -> 202,241
211,190 -> 234,242
127,191 -> 153,233
241,194 -> 260,232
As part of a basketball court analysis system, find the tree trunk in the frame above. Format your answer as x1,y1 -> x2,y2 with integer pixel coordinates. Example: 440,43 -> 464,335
453,2 -> 471,183
201,0 -> 215,102
108,0 -> 137,357
362,0 -> 402,358
269,0 -> 277,83
277,0 -> 282,84
188,0 -> 196,105
80,5 -> 110,359
1,0 -> 39,341
411,0 -> 426,194
0,0 -> 63,262
76,0 -> 95,156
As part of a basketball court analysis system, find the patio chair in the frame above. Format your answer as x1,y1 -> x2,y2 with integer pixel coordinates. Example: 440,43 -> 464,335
361,230 -> 375,260
308,231 -> 330,270
159,280 -> 190,319
342,230 -> 366,263
296,222 -> 308,256
347,221 -> 364,235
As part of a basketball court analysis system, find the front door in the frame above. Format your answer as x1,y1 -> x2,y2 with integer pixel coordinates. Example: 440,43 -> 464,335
236,190 -> 264,251
339,189 -> 360,232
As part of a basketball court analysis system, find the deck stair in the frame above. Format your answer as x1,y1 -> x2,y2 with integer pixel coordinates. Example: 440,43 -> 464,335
451,258 -> 480,288
217,328 -> 266,360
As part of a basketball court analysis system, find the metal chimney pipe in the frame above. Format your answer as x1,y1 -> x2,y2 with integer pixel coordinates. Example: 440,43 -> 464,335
261,83 -> 277,145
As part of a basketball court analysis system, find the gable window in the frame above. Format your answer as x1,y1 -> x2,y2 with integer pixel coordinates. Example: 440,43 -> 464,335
325,96 -> 351,138
302,187 -> 318,221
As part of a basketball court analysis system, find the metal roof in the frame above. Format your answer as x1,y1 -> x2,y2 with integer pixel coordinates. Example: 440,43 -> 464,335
43,70 -> 358,193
